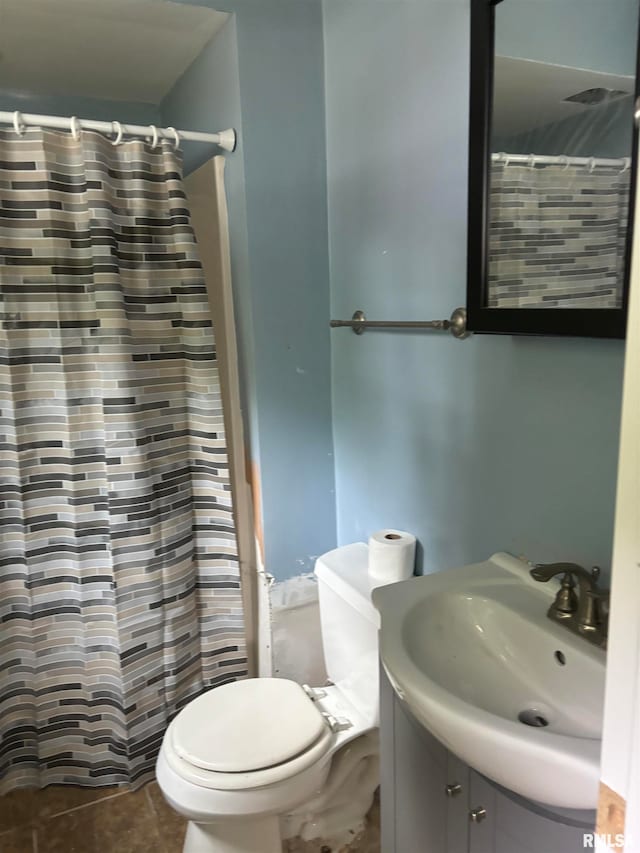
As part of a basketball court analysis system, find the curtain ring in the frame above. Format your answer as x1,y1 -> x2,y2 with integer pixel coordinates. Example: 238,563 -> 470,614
528,154 -> 536,170
559,155 -> 570,171
620,157 -> 631,174
12,111 -> 26,136
110,120 -> 124,146
166,126 -> 180,150
587,157 -> 596,173
69,116 -> 81,140
148,124 -> 159,149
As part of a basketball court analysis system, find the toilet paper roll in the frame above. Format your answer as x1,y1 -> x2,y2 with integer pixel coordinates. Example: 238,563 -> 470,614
368,529 -> 416,587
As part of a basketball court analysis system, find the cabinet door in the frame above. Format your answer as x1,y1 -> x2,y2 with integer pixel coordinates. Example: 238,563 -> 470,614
394,698 -> 448,852
469,770 -> 592,853
445,752 -> 470,853
380,666 -> 450,853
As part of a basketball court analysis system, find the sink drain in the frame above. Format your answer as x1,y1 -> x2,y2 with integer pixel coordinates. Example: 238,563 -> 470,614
518,709 -> 549,728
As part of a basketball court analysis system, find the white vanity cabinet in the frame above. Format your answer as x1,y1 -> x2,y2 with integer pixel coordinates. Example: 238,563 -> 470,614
380,667 -> 596,853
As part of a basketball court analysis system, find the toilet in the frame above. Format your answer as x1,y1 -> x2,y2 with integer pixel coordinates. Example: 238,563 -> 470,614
156,542 -> 381,853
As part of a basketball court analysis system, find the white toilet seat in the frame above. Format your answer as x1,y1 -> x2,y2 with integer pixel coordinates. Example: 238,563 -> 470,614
165,723 -> 333,791
171,678 -> 327,773
163,678 -> 341,791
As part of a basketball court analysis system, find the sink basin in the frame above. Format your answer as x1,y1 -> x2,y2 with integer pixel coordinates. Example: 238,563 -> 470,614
372,552 -> 606,809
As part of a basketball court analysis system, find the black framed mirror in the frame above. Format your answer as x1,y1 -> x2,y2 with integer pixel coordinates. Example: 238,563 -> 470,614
467,0 -> 640,338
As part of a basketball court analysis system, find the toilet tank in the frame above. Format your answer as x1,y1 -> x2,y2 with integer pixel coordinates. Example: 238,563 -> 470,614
314,543 -> 379,686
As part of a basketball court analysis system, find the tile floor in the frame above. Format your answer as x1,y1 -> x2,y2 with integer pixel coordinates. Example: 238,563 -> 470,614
0,782 -> 184,853
0,782 -> 380,853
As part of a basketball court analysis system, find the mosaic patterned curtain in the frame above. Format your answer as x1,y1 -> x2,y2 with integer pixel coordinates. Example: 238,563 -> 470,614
489,161 -> 630,308
0,129 -> 247,793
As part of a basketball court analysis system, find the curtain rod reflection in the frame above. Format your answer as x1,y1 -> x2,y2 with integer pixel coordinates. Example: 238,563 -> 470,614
492,152 -> 630,171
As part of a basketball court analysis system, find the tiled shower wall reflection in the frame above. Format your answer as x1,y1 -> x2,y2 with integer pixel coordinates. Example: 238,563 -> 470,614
488,162 -> 630,308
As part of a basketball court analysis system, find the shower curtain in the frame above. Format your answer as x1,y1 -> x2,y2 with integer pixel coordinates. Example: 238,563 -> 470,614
0,128 -> 247,793
489,160 -> 630,308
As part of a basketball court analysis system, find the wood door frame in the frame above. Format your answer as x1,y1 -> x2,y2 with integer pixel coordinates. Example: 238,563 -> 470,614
598,136 -> 640,851
185,156 -> 258,677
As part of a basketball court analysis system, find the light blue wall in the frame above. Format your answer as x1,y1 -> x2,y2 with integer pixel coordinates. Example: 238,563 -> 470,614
0,92 -> 161,125
324,0 -> 625,576
494,96 -> 634,158
495,0 -> 638,76
166,1 -> 336,580
161,17 -> 241,177
161,16 -> 260,504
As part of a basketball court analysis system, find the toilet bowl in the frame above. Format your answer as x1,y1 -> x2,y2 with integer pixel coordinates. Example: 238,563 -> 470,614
156,543 -> 380,853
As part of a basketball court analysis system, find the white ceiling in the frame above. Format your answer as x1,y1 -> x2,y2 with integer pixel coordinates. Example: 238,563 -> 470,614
0,0 -> 229,104
493,56 -> 635,139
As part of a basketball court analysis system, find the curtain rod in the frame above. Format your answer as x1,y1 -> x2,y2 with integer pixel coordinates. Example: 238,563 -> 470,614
492,152 -> 629,170
0,111 -> 236,152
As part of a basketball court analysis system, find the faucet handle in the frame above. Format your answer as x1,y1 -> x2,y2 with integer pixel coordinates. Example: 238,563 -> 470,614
552,572 -> 578,617
579,587 -> 605,635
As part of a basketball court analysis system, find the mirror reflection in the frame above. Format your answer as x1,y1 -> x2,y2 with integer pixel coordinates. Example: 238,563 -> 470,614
488,0 -> 639,309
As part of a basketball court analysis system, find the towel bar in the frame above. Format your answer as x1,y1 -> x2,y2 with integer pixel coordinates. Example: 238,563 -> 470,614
330,307 -> 469,338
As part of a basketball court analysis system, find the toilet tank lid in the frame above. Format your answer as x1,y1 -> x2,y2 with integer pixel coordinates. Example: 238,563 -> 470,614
314,543 -> 379,627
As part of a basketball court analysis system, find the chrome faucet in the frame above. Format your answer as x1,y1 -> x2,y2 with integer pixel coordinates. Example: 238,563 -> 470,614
529,562 -> 608,649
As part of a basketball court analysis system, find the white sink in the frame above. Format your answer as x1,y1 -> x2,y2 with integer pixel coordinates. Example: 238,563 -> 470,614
372,552 -> 606,810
